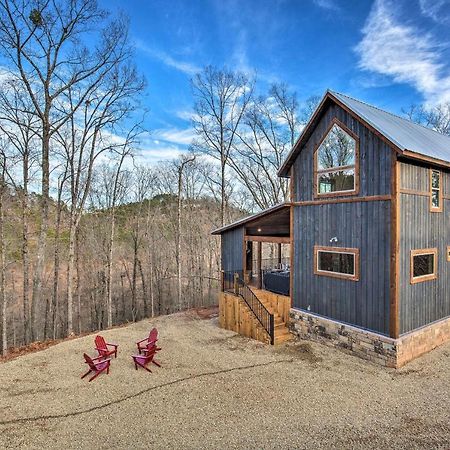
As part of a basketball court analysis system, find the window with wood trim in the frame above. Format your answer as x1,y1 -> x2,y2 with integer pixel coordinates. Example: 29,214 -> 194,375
410,248 -> 437,284
430,169 -> 442,212
314,246 -> 360,281
447,246 -> 450,262
314,119 -> 359,197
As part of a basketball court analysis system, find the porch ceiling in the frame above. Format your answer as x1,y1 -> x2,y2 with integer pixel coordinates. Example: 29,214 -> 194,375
211,203 -> 291,237
245,207 -> 290,237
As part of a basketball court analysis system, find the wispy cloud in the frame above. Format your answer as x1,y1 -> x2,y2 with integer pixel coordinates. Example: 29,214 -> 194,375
152,127 -> 196,146
313,0 -> 340,11
419,0 -> 450,24
355,0 -> 450,105
135,40 -> 201,76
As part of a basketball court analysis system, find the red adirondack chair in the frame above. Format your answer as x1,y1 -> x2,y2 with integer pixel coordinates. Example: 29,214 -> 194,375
81,353 -> 111,382
95,335 -> 118,359
136,328 -> 161,354
132,343 -> 161,373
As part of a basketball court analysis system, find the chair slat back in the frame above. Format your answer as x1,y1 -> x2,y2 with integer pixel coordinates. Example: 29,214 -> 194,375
95,335 -> 107,351
83,353 -> 97,371
149,328 -> 158,343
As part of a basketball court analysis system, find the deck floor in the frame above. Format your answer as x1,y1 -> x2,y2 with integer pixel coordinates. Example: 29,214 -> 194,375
1,309 -> 450,449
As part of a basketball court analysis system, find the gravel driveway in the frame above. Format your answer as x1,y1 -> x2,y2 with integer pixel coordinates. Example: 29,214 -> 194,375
1,309 -> 449,449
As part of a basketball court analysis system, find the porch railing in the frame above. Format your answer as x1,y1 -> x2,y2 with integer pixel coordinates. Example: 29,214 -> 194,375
221,270 -> 275,345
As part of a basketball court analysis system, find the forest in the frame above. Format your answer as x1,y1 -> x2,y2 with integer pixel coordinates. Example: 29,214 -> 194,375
0,0 -> 449,355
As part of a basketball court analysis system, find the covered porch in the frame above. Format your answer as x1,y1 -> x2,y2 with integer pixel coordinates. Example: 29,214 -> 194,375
213,203 -> 292,298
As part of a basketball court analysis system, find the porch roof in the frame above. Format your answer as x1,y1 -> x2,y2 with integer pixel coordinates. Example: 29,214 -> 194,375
211,203 -> 290,238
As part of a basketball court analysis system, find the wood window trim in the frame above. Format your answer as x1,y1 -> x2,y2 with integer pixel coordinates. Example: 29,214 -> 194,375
410,248 -> 438,284
429,169 -> 443,213
447,246 -> 450,262
314,245 -> 360,281
313,117 -> 360,199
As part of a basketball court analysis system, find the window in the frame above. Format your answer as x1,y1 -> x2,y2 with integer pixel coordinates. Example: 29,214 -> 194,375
430,169 -> 442,212
410,249 -> 437,284
447,246 -> 450,262
315,120 -> 358,197
314,246 -> 360,281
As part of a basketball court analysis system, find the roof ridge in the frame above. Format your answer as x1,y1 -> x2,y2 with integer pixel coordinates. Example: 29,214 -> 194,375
330,90 -> 450,140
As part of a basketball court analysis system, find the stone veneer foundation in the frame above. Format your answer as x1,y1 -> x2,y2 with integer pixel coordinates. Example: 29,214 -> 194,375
289,309 -> 450,368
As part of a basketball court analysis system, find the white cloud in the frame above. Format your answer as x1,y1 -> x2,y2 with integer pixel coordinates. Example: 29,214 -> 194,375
355,0 -> 450,105
135,40 -> 201,76
419,0 -> 450,23
152,127 -> 196,146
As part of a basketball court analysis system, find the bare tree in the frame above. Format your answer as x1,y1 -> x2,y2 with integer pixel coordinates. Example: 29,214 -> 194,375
229,84 -> 301,209
0,80 -> 40,344
191,66 -> 254,225
404,103 -> 450,136
0,0 -> 137,340
55,78 -> 142,335
175,155 -> 195,310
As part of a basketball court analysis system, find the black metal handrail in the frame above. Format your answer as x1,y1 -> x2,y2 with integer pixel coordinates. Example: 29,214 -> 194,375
221,270 -> 275,345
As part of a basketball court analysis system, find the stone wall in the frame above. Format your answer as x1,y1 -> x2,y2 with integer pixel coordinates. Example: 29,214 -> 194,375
289,309 -> 450,368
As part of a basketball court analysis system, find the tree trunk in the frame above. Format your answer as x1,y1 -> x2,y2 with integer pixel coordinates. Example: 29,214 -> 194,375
31,124 -> 50,342
138,259 -> 148,317
0,179 -> 6,355
106,210 -> 116,327
51,190 -> 64,340
22,154 -> 30,344
66,219 -> 77,336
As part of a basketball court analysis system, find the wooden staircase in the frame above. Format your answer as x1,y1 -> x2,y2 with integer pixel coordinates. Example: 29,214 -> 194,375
251,288 -> 292,345
219,286 -> 292,345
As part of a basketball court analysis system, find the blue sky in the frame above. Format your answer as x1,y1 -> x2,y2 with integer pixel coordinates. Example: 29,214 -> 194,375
101,0 -> 450,163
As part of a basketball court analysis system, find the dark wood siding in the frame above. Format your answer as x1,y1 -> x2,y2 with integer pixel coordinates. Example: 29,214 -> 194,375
293,102 -> 392,201
290,102 -> 393,335
293,200 -> 391,335
221,227 -> 244,273
399,161 -> 450,334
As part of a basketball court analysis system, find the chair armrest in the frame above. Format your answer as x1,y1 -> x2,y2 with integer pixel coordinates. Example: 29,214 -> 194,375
136,338 -> 148,345
106,342 -> 118,348
94,358 -> 111,366
91,354 -> 108,361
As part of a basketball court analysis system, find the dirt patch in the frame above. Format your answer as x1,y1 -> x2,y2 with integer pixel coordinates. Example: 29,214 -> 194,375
280,341 -> 323,364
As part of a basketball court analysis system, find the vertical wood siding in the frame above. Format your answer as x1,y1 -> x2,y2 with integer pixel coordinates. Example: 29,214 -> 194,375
293,103 -> 392,201
291,102 -> 393,335
221,227 -> 244,273
293,201 -> 391,334
399,161 -> 450,334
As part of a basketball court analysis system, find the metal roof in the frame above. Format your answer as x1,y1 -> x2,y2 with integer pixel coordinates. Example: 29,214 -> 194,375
278,90 -> 450,176
211,203 -> 290,235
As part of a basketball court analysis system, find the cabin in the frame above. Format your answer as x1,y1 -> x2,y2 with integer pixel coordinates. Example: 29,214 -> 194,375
213,90 -> 450,368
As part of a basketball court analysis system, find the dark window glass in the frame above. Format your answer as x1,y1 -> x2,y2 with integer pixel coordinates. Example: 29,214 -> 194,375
318,170 -> 355,193
431,170 -> 441,209
316,123 -> 357,194
413,254 -> 435,278
317,124 -> 356,170
318,251 -> 355,275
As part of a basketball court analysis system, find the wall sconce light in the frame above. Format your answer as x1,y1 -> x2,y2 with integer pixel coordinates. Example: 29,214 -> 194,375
257,228 -> 262,232
330,237 -> 338,243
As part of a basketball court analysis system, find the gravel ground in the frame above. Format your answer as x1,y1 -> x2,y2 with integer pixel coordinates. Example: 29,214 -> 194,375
1,309 -> 450,450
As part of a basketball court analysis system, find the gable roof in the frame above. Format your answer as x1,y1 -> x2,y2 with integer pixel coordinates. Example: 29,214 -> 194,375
278,90 -> 450,177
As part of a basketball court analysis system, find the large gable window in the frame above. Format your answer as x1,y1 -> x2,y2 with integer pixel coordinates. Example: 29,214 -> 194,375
315,119 -> 358,197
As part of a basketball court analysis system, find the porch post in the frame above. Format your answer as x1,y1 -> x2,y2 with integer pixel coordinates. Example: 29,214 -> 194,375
257,241 -> 262,289
277,243 -> 282,268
